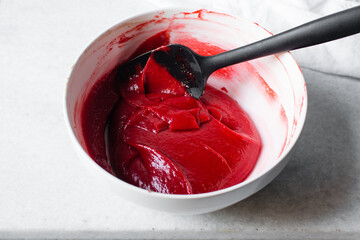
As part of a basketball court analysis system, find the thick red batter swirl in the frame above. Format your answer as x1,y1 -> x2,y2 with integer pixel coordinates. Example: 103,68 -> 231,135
80,31 -> 262,194
106,49 -> 262,194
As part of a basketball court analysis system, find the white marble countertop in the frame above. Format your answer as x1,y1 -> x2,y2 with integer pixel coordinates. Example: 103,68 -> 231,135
1,1 -> 360,239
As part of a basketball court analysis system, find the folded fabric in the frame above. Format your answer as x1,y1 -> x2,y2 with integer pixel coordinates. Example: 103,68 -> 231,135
147,0 -> 360,79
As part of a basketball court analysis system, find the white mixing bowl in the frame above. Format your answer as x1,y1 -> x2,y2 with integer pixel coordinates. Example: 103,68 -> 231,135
65,9 -> 307,214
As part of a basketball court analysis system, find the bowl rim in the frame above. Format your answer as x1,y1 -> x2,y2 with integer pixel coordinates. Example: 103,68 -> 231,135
64,7 -> 308,200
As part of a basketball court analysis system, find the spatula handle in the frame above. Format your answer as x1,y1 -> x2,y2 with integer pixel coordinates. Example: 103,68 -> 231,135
203,5 -> 360,74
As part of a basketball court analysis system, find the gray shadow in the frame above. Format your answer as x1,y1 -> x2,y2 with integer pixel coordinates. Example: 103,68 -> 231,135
205,68 -> 360,224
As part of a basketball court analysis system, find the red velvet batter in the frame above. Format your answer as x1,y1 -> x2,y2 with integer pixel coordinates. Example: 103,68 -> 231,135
81,30 -> 262,194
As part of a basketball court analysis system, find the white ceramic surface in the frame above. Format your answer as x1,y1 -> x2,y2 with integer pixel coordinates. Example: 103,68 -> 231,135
65,9 -> 307,214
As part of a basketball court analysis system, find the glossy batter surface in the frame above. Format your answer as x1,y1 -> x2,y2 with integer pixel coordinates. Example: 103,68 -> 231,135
81,29 -> 262,194
106,50 -> 262,194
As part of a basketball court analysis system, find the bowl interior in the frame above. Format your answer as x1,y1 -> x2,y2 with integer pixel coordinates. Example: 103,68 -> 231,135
66,9 -> 307,193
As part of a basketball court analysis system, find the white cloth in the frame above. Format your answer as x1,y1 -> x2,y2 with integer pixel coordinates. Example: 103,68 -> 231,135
147,0 -> 360,79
